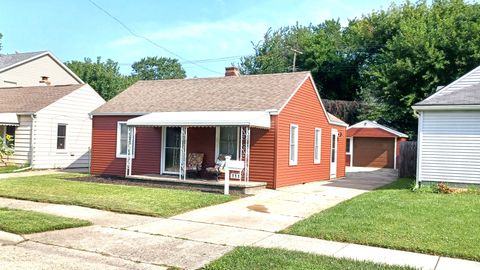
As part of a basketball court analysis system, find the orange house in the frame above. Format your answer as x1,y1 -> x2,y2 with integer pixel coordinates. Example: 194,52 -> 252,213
90,68 -> 347,189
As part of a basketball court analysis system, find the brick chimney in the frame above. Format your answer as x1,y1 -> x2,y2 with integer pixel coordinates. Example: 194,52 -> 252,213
225,67 -> 240,77
39,76 -> 51,86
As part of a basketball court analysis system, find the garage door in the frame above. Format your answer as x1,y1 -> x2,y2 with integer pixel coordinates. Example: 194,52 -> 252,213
353,137 -> 394,168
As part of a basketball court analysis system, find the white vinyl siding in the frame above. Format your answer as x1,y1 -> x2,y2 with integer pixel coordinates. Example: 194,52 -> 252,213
8,115 -> 32,166
31,85 -> 105,169
418,110 -> 480,184
289,124 -> 298,166
314,128 -> 321,164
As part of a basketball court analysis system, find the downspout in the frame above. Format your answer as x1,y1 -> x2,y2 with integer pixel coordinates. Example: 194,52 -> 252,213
28,114 -> 37,169
412,109 -> 421,189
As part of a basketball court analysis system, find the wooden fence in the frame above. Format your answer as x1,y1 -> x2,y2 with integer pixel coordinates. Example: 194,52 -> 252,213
398,141 -> 417,178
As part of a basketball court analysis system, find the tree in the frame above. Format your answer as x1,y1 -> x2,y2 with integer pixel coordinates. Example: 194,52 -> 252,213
0,32 -> 2,51
66,57 -> 137,100
240,22 -> 363,100
358,0 -> 480,136
131,56 -> 186,80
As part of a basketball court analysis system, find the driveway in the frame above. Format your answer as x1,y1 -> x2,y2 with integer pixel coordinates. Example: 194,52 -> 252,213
0,168 -> 398,269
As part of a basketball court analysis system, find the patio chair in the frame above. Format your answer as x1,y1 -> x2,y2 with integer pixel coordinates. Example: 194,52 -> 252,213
186,153 -> 204,178
205,154 -> 228,181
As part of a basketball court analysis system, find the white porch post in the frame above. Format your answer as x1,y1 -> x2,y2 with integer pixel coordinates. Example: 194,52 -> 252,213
224,155 -> 231,195
125,126 -> 135,177
179,126 -> 188,180
240,126 -> 251,182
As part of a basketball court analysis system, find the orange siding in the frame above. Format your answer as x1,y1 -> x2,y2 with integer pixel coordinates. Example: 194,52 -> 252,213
347,128 -> 396,138
336,126 -> 347,178
187,127 -> 216,167
249,116 -> 276,188
91,116 -> 133,176
276,77 -> 343,187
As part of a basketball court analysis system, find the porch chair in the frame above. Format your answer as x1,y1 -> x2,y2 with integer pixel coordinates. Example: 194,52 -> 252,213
205,154 -> 227,181
186,153 -> 204,178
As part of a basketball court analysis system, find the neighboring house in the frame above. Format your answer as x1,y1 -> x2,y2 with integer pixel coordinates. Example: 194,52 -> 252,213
346,120 -> 408,169
0,51 -> 83,87
0,84 -> 105,168
413,66 -> 480,186
90,68 -> 348,189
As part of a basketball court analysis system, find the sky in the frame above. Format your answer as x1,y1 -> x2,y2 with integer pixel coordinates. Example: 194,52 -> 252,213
0,0 -> 402,78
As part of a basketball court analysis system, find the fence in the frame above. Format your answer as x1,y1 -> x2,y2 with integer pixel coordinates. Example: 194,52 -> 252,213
398,141 -> 417,178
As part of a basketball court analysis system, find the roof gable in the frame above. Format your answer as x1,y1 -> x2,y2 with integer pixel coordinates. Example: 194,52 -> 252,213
93,72 -> 311,114
348,120 -> 408,138
0,51 -> 84,84
0,84 -> 85,113
415,65 -> 480,106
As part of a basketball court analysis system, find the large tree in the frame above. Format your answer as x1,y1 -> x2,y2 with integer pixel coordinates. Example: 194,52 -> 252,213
131,56 -> 186,80
240,0 -> 480,136
357,0 -> 480,136
66,57 -> 137,100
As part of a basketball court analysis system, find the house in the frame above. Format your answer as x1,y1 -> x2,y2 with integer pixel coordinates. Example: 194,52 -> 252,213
413,65 -> 480,186
0,51 -> 83,87
0,84 -> 105,168
90,68 -> 348,189
346,120 -> 408,169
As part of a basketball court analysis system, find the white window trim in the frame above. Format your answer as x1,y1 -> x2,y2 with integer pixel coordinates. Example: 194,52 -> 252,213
56,123 -> 68,152
116,121 -> 135,159
215,127 -> 240,160
346,137 -> 353,155
314,128 -> 321,164
289,124 -> 298,166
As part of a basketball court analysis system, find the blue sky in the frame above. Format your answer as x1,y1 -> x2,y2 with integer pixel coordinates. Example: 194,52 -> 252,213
0,0 -> 401,77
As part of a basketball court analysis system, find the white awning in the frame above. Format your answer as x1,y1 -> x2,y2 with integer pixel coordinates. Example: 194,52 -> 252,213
127,111 -> 271,129
0,113 -> 19,126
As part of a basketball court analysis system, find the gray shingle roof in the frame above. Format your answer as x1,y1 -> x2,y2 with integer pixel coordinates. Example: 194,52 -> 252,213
0,51 -> 47,71
0,84 -> 84,113
416,82 -> 480,106
416,83 -> 480,106
93,72 -> 311,114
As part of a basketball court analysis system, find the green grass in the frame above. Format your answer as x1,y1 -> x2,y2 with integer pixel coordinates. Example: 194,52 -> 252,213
283,178 -> 480,261
0,165 -> 26,173
0,207 -> 91,234
203,247 -> 416,270
0,174 -> 236,217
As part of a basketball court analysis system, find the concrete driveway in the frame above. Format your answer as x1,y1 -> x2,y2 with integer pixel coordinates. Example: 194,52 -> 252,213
0,168 -> 398,269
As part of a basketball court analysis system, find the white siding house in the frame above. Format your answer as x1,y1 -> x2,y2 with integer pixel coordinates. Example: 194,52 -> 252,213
413,66 -> 480,185
0,84 -> 105,169
0,51 -> 82,87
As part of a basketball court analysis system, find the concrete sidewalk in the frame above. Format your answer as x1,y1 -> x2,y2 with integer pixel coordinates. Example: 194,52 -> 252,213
0,168 -> 87,179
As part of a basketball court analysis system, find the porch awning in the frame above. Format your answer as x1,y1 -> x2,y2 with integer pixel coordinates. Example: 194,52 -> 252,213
0,113 -> 19,126
127,111 -> 271,129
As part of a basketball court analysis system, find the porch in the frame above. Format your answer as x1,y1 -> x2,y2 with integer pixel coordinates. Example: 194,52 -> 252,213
126,174 -> 267,194
123,111 -> 272,194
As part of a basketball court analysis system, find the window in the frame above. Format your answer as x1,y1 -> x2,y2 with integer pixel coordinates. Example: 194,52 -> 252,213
116,122 -> 128,158
57,124 -> 66,150
217,127 -> 239,159
314,128 -> 321,164
289,124 -> 298,165
5,126 -> 15,147
346,138 -> 352,154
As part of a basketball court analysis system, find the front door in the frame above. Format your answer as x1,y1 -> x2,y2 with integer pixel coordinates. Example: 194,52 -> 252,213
162,127 -> 181,174
330,129 -> 338,179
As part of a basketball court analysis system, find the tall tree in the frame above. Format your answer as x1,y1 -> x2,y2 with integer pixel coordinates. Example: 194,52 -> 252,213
358,0 -> 480,136
131,56 -> 186,80
66,57 -> 137,100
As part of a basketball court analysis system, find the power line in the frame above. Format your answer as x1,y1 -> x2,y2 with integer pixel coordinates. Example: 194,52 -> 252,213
87,0 -> 223,75
117,55 -> 245,67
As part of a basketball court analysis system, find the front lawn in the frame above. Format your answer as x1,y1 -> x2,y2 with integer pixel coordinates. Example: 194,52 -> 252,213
0,208 -> 91,234
283,178 -> 480,261
0,174 -> 235,217
203,247 -> 416,270
0,165 -> 25,173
